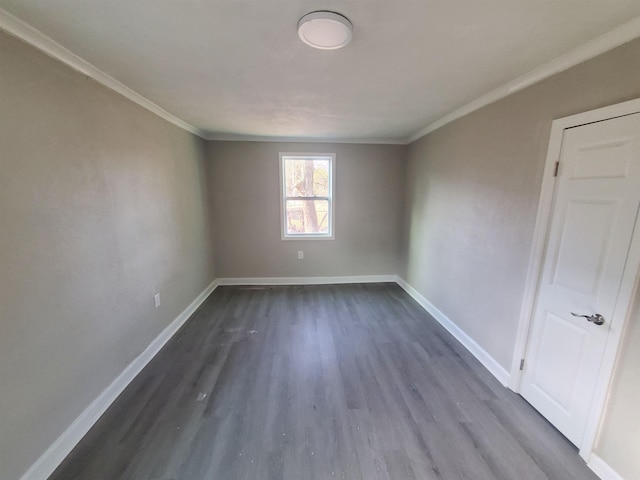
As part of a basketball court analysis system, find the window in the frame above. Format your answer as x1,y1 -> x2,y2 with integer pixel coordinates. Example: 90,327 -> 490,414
280,153 -> 335,239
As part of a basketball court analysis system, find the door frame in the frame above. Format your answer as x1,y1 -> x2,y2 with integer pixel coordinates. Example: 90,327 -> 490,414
509,97 -> 640,460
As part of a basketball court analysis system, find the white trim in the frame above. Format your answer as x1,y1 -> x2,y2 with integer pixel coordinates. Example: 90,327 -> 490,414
19,279 -> 218,480
509,97 -> 640,461
588,453 -> 625,480
207,133 -> 406,145
396,277 -> 511,387
406,16 -> 640,144
19,273 -> 519,479
511,98 -> 640,391
217,275 -> 397,286
0,8 -> 205,139
581,214 -> 640,460
3,4 -> 640,147
508,121 -> 565,391
279,152 -> 336,240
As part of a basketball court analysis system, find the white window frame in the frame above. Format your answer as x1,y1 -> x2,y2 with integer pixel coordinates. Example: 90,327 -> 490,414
279,152 -> 336,240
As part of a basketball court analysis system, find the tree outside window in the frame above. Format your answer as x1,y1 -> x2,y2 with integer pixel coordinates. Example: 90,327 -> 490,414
280,154 -> 335,239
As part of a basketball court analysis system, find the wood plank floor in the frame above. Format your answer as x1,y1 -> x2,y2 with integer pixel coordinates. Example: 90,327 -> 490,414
49,284 -> 598,480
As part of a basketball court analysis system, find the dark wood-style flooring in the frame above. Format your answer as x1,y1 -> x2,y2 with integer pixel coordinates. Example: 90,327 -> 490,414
50,284 -> 597,480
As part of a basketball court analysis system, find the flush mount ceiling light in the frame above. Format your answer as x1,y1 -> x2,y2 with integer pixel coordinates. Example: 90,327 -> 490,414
297,11 -> 353,50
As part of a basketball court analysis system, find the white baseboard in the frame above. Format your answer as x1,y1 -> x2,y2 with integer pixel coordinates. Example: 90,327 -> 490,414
19,279 -> 218,480
396,277 -> 511,386
588,454 -> 625,480
217,274 -> 398,286
219,275 -> 510,386
21,274 -> 512,480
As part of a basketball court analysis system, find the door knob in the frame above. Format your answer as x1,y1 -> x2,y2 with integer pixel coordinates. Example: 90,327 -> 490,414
571,312 -> 605,326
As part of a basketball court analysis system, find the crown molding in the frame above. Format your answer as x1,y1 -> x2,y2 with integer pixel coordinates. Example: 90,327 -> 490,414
0,6 -> 401,146
4,6 -> 640,147
206,132 -> 407,145
406,15 -> 640,144
0,8 -> 206,139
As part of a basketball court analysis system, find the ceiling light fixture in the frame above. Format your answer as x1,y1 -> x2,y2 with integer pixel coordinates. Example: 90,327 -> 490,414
297,11 -> 353,50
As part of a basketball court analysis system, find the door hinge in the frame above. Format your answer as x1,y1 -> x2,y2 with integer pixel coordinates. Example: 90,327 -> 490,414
519,359 -> 525,371
553,161 -> 559,177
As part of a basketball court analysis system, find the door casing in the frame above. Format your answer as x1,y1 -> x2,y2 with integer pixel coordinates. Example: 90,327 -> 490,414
510,97 -> 640,461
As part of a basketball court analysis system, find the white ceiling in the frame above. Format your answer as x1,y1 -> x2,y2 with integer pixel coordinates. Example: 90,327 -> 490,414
2,1 -> 640,143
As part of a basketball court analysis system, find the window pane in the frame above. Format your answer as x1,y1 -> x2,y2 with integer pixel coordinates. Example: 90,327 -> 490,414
286,199 -> 329,234
284,158 -> 330,197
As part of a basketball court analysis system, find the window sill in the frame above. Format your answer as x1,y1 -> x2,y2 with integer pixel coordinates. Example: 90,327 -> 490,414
281,234 -> 335,241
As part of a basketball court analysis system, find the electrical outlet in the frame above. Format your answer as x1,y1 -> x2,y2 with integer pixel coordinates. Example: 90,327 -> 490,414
154,293 -> 161,309
298,250 -> 304,259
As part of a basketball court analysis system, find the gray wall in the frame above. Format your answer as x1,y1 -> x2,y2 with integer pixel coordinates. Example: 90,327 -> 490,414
402,37 -> 640,478
3,13 -> 640,480
597,289 -> 640,480
207,141 -> 406,279
0,31 -> 215,480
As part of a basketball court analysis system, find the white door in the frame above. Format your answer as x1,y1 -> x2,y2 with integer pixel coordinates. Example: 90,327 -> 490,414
520,113 -> 640,446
